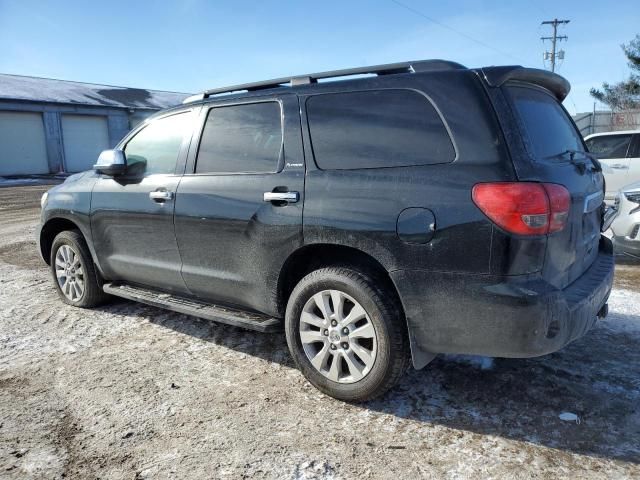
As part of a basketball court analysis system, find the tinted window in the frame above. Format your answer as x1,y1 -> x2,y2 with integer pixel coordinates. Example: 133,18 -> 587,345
306,90 -> 454,170
196,102 -> 282,174
508,86 -> 584,160
124,112 -> 190,175
585,134 -> 632,159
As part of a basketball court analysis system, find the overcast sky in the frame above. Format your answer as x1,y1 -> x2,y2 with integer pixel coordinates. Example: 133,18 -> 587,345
0,0 -> 637,114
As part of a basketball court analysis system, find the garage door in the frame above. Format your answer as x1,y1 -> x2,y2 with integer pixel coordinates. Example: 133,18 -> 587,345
62,115 -> 110,173
0,111 -> 49,176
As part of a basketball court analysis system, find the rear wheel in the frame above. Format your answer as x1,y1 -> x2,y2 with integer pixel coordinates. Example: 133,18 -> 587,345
285,267 -> 409,402
50,230 -> 109,308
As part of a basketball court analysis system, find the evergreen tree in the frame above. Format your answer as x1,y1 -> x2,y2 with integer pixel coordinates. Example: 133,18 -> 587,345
590,35 -> 640,110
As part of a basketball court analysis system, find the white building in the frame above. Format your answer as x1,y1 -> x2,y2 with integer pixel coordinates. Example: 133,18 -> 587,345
0,74 -> 188,176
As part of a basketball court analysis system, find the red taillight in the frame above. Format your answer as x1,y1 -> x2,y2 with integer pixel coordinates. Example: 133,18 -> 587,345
543,183 -> 571,233
472,182 -> 570,236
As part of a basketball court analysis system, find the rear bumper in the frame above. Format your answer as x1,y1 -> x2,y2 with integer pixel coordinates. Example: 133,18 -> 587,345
391,236 -> 615,369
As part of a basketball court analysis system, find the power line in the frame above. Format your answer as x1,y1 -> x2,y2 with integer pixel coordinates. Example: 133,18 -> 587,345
540,18 -> 569,72
389,0 -> 525,63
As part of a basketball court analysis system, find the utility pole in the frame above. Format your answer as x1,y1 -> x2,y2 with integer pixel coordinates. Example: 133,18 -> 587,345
541,18 -> 569,72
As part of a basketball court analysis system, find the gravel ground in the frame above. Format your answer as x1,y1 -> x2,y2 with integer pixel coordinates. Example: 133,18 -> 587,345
0,184 -> 639,479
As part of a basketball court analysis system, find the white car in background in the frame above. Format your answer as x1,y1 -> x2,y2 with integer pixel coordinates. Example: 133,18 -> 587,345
584,130 -> 640,202
611,182 -> 640,257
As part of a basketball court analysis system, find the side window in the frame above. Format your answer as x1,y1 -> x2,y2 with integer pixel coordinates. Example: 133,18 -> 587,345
585,134 -> 633,159
306,89 -> 454,170
195,102 -> 282,174
124,112 -> 190,175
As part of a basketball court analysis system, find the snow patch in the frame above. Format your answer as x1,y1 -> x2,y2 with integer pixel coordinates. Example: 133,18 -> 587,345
0,177 -> 52,187
602,288 -> 640,333
558,412 -> 580,423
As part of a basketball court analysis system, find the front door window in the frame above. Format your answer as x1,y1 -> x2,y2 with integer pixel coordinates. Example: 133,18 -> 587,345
124,112 -> 191,175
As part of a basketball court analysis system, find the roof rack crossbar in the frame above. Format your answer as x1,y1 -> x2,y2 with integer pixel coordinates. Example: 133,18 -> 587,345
183,60 -> 465,103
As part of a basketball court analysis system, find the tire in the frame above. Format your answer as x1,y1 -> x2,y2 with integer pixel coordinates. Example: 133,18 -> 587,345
50,230 -> 110,308
285,266 -> 409,402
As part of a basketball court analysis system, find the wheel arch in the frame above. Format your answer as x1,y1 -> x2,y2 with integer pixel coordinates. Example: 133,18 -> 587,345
277,243 -> 402,317
39,217 -> 96,267
277,243 -> 435,370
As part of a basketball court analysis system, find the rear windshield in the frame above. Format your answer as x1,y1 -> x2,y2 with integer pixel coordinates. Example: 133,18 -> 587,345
507,85 -> 584,161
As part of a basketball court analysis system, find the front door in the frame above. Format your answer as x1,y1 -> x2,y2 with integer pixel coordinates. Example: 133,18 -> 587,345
91,110 -> 195,293
174,95 -> 305,315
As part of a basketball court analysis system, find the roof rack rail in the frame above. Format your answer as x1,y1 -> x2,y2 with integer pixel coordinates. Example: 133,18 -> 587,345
183,59 -> 465,103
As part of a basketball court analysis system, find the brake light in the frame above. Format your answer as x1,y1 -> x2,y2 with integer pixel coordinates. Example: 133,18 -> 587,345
472,182 -> 570,235
544,183 -> 571,233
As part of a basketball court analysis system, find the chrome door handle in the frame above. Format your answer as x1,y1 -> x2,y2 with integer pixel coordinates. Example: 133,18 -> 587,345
610,164 -> 628,170
149,190 -> 174,202
263,191 -> 299,203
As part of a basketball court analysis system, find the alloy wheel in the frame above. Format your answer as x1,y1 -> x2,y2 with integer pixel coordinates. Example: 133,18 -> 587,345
54,244 -> 85,302
299,289 -> 378,383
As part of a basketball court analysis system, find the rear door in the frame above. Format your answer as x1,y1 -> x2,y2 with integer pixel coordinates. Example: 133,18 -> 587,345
504,85 -> 605,289
173,94 -> 304,315
584,133 -> 633,200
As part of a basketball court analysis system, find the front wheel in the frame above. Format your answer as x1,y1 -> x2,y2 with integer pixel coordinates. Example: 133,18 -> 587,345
285,267 -> 409,402
50,230 -> 109,308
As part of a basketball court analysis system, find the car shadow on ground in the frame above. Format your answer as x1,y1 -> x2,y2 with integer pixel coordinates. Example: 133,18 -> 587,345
97,298 -> 640,465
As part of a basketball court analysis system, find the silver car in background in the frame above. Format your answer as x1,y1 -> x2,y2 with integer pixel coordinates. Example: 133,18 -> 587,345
611,181 -> 640,257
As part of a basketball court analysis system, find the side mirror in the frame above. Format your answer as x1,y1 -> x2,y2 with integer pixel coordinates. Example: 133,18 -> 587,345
93,149 -> 127,176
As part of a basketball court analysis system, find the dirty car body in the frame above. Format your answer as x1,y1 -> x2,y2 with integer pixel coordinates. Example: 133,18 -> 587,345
38,60 -> 614,400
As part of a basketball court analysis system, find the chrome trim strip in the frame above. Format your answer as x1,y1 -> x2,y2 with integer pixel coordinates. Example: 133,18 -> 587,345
584,191 -> 604,213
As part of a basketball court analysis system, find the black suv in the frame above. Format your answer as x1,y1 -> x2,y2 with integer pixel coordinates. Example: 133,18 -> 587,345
38,60 -> 614,401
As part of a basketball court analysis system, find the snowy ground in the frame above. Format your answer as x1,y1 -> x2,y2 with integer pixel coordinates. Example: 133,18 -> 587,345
0,176 -> 63,188
0,185 -> 639,479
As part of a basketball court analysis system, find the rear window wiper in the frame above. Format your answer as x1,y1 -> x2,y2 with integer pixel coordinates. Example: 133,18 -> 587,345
567,149 -> 603,173
545,149 -> 602,173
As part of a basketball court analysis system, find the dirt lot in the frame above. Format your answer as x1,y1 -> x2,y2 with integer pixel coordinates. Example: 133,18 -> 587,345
1,184 -> 639,479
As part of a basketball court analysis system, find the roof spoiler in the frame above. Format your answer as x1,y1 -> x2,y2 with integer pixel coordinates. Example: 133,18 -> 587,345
480,66 -> 571,101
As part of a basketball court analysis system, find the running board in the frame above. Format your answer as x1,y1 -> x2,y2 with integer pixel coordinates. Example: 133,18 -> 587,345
103,283 -> 281,332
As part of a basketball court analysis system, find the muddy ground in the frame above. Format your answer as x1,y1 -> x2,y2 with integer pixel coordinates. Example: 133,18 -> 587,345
0,184 -> 639,479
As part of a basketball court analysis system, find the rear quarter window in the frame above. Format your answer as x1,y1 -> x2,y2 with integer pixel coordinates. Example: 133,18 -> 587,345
306,89 -> 455,170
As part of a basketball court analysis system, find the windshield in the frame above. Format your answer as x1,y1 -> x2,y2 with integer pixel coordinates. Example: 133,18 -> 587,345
507,85 -> 585,160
